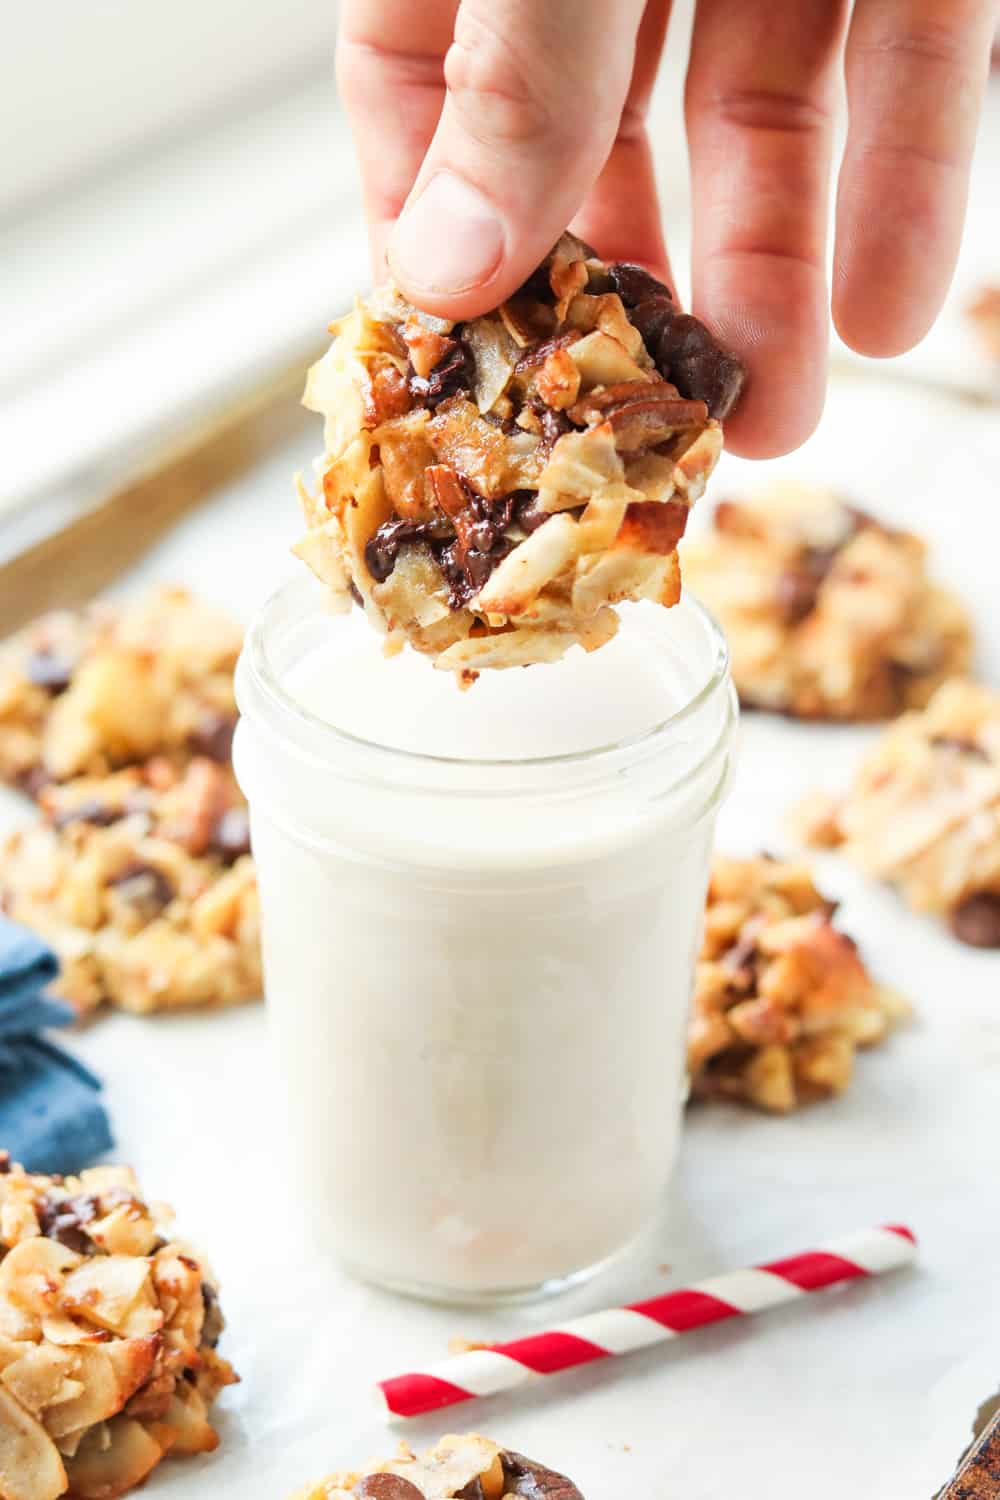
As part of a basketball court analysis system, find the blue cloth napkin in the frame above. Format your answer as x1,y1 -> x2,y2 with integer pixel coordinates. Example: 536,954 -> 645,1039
0,914 -> 113,1175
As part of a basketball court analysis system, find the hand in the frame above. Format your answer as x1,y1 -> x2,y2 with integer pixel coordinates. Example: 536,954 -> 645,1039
337,1 -> 995,458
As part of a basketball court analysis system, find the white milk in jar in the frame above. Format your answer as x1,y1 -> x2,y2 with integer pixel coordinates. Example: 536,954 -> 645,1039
235,578 -> 735,1301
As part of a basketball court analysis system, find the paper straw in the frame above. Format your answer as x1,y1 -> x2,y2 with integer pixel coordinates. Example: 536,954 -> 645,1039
377,1224 -> 916,1419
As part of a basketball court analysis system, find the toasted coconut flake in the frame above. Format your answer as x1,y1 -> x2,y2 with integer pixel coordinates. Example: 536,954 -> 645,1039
475,513 -> 580,616
436,630 -> 576,673
536,424 -> 624,513
0,1386 -> 67,1500
462,317 -> 519,414
567,330 -> 650,389
64,1417 -> 163,1500
614,499 -> 689,556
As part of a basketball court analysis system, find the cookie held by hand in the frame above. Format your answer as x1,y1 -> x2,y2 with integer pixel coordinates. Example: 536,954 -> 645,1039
295,234 -> 743,679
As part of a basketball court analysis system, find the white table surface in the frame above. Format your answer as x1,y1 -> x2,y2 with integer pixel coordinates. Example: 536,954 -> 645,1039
2,369 -> 998,1499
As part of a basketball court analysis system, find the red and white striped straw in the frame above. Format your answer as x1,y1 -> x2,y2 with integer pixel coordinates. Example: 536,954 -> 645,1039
377,1224 -> 916,1420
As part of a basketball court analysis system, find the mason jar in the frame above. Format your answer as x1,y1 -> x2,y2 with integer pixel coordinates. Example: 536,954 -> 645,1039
234,577 -> 736,1303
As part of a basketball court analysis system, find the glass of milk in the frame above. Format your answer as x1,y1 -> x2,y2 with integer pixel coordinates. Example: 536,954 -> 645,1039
235,577 -> 736,1303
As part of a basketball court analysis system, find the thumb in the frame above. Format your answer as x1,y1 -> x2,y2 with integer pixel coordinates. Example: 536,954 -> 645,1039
387,0 -> 647,318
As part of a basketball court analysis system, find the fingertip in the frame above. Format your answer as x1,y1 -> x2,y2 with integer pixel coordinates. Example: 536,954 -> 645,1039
694,259 -> 829,460
721,386 -> 824,460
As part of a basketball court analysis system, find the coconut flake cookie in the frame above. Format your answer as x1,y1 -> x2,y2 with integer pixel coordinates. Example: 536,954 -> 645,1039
795,679 -> 1000,948
289,1434 -> 584,1500
968,285 -> 1000,360
689,855 -> 907,1113
0,588 -> 242,791
0,757 -> 259,1015
681,482 -> 971,721
295,233 -> 744,677
0,1155 -> 237,1500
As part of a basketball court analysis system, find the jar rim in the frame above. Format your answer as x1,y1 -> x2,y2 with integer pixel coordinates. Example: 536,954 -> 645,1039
239,578 -> 732,780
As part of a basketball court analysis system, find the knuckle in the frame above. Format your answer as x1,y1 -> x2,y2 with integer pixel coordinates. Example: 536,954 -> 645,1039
444,17 -> 567,146
863,19 -> 969,72
697,86 -> 831,138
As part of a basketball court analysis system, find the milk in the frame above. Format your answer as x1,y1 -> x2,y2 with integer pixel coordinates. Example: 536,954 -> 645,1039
235,582 -> 735,1299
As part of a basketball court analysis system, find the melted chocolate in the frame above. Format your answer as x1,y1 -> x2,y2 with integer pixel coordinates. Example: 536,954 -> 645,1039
407,335 -> 475,409
366,479 -> 522,611
38,1193 -> 101,1254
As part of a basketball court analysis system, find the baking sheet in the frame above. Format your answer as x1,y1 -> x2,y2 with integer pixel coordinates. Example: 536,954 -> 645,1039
2,373 -> 999,1500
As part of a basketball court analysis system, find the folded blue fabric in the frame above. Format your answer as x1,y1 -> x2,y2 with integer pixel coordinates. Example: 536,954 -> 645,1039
0,914 -> 113,1175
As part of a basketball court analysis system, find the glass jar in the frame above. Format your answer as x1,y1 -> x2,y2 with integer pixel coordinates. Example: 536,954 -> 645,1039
235,578 -> 736,1303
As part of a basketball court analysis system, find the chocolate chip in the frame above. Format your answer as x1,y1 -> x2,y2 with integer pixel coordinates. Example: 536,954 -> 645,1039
931,735 -> 990,762
25,651 -> 75,693
514,492 -> 553,534
501,1452 -> 584,1500
775,546 -> 841,626
608,264 -> 745,420
531,401 -> 572,451
38,1193 -> 101,1253
651,312 -> 746,421
190,711 -> 237,764
0,1152 -> 9,1174
950,892 -> 1000,948
407,335 -> 475,409
54,798 -> 123,830
775,566 -> 821,626
355,1476 -> 426,1500
14,766 -> 53,800
348,579 -> 363,608
456,1481 -> 485,1500
109,862 -> 174,915
365,517 -> 440,584
608,261 -> 674,308
211,807 -> 251,862
201,1282 -> 224,1348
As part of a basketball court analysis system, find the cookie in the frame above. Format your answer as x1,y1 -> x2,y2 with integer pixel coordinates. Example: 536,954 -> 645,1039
794,678 -> 1000,947
288,1435 -> 584,1500
689,855 -> 908,1113
0,757 -> 260,1014
968,285 -> 1000,360
0,588 -> 242,790
295,233 -> 744,679
682,482 -> 971,720
0,1154 -> 237,1500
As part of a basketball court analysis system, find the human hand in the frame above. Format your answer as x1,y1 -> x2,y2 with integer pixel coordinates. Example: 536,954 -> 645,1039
337,1 -> 995,457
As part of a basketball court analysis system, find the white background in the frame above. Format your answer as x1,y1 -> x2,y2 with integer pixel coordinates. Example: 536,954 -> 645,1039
2,8 -> 1000,1498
